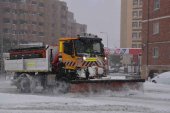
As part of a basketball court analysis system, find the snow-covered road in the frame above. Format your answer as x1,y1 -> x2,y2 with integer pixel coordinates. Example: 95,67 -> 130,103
0,77 -> 170,113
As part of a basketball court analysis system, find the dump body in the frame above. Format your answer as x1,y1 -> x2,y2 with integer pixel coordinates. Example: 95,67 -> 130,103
4,46 -> 58,72
4,58 -> 49,72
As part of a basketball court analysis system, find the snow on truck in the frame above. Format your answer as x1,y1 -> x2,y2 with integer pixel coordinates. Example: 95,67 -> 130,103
4,34 -> 145,93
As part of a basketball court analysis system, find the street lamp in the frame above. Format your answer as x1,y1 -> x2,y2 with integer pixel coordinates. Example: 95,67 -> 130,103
100,32 -> 109,48
100,32 -> 109,75
0,33 -> 3,74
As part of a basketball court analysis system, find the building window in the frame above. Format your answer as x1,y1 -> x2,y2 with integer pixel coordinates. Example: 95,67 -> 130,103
39,32 -> 44,36
132,44 -> 137,48
32,1 -> 37,5
139,11 -> 142,17
12,30 -> 17,35
153,47 -> 159,58
3,8 -> 10,13
13,20 -> 17,24
154,0 -> 160,10
32,31 -> 37,35
139,22 -> 142,28
139,32 -> 141,39
139,0 -> 142,6
39,13 -> 44,17
132,22 -> 138,28
133,11 -> 138,18
32,12 -> 36,16
3,28 -> 10,33
39,2 -> 44,7
11,9 -> 17,14
153,22 -> 159,35
138,44 -> 142,48
39,22 -> 44,26
19,20 -> 27,24
132,33 -> 138,39
3,18 -> 10,23
32,21 -> 37,25
133,0 -> 138,6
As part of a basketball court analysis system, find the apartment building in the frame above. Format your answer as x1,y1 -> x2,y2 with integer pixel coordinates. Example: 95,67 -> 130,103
0,0 -> 87,73
67,11 -> 75,37
120,0 -> 143,48
58,1 -> 68,38
0,0 -> 87,47
0,0 -> 56,47
132,0 -> 143,48
120,0 -> 132,48
73,23 -> 87,37
67,11 -> 87,38
142,0 -> 170,79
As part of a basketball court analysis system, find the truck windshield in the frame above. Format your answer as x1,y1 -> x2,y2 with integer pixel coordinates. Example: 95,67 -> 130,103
74,39 -> 104,56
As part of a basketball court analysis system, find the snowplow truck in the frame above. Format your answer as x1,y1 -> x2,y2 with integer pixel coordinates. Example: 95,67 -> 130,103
4,34 -> 145,93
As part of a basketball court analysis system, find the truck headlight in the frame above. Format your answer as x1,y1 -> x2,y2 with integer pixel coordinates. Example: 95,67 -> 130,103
83,56 -> 87,61
104,57 -> 107,60
59,58 -> 62,62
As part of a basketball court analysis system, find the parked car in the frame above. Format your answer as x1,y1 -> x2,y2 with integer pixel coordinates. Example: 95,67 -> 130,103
151,72 -> 170,85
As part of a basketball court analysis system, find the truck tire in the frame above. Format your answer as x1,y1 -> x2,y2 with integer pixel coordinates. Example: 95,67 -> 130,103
56,81 -> 69,93
20,77 -> 31,93
54,77 -> 70,94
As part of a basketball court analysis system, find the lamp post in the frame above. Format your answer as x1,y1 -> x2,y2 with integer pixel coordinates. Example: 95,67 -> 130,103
0,33 -> 3,74
100,32 -> 109,48
100,32 -> 109,75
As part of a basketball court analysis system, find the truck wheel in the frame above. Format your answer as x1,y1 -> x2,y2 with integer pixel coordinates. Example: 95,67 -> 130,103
54,81 -> 70,93
20,77 -> 31,93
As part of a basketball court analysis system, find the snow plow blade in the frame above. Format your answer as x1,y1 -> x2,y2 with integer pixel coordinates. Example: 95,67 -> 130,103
69,79 -> 145,93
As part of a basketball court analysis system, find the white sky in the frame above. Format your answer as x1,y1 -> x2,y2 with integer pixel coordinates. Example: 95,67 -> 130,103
61,0 -> 121,48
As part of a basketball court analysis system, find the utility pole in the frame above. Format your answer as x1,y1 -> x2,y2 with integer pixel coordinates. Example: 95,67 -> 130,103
0,32 -> 4,74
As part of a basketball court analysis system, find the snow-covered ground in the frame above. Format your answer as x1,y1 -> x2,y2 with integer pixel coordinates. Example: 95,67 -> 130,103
0,76 -> 170,113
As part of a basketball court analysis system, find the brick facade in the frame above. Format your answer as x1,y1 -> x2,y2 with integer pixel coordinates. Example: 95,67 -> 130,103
142,0 -> 170,79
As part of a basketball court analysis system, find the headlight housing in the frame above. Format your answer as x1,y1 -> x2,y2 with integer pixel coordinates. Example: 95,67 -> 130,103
59,58 -> 62,62
83,56 -> 87,61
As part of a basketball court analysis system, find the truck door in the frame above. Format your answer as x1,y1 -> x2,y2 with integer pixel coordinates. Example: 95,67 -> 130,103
62,41 -> 76,69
